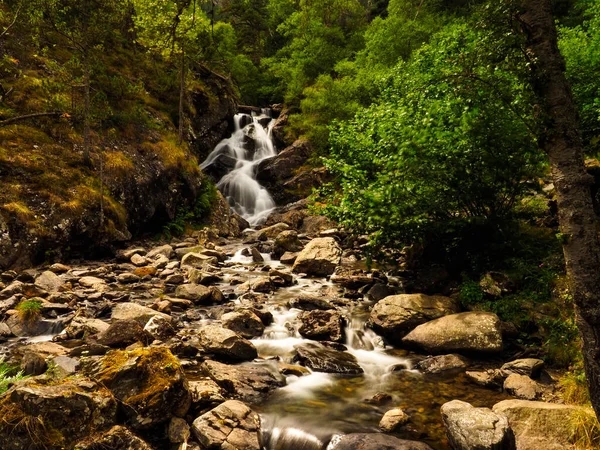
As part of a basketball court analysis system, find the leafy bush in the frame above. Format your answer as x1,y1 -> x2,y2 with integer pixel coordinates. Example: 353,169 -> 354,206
320,21 -> 543,251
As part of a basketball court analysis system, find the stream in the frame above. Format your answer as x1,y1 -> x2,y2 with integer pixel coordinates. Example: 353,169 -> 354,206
197,113 -> 509,450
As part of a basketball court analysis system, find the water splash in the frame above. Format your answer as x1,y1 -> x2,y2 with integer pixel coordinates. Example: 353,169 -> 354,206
201,111 -> 277,226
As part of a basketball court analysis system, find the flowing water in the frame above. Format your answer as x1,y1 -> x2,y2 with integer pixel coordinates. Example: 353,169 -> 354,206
200,111 -> 277,226
200,249 -> 509,450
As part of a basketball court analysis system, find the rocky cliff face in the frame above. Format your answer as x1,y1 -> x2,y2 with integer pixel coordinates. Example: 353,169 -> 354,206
0,72 -> 237,270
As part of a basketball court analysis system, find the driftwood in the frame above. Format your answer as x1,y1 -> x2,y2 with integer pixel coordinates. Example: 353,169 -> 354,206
0,111 -> 68,127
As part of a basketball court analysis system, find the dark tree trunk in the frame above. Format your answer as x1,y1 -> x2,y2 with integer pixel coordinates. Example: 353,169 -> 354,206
519,0 -> 600,418
178,44 -> 186,145
83,54 -> 92,167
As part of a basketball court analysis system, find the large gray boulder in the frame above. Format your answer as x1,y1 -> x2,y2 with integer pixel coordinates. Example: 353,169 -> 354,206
34,270 -> 63,293
370,294 -> 460,341
292,237 -> 342,276
402,312 -> 503,354
492,400 -> 592,450
441,400 -> 515,450
331,433 -> 434,449
198,325 -> 258,362
175,283 -> 212,303
192,400 -> 260,450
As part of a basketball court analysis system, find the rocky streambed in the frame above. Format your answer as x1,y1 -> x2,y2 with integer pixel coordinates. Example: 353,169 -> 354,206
0,221 -> 594,450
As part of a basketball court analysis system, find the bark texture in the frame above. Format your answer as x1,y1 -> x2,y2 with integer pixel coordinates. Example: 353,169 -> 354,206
519,0 -> 600,419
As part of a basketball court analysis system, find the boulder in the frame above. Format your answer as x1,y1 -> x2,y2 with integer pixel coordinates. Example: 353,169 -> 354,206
402,312 -> 503,354
466,370 -> 506,388
0,378 -> 117,450
298,310 -> 344,342
273,230 -> 303,257
379,408 -> 410,432
331,433 -> 434,450
79,276 -> 107,290
111,302 -> 171,326
202,360 -> 285,403
175,283 -> 212,303
20,352 -> 48,375
146,244 -> 174,260
189,378 -> 226,410
117,273 -> 141,284
34,271 -> 63,293
192,400 -> 260,450
416,354 -> 470,374
292,237 -> 342,276
503,374 -> 543,401
168,417 -> 191,444
221,310 -> 265,339
293,342 -> 363,375
441,400 -> 515,450
289,295 -> 333,311
492,399 -> 594,450
144,315 -> 177,341
198,325 -> 258,362
501,359 -> 544,379
96,319 -> 153,348
181,252 -> 218,269
74,426 -> 154,450
63,316 -> 110,339
87,347 -> 191,430
370,294 -> 460,341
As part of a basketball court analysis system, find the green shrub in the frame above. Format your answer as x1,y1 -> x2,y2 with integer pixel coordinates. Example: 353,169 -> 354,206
15,299 -> 43,324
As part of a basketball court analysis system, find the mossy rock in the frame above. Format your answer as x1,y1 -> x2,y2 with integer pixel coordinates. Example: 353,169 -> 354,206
86,347 -> 191,430
0,377 -> 117,450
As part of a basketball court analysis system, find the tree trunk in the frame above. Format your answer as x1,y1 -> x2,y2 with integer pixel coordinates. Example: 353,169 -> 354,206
83,54 -> 92,167
519,0 -> 600,419
178,43 -> 186,145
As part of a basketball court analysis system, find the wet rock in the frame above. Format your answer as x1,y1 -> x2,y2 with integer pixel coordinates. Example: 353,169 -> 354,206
118,247 -> 146,261
466,370 -> 507,388
441,400 -> 515,450
96,319 -> 153,348
370,294 -> 460,341
0,377 -> 117,450
273,230 -> 303,257
35,270 -> 63,293
111,302 -> 171,326
416,354 -> 470,374
402,312 -> 503,354
130,254 -> 149,267
289,295 -> 333,311
0,280 -> 23,299
165,273 -> 185,284
280,252 -> 298,265
74,425 -> 154,450
189,378 -> 226,410
248,276 -> 274,293
20,352 -> 48,375
0,322 -> 13,341
50,355 -> 80,378
221,310 -> 265,339
293,342 -> 363,375
49,263 -> 70,274
87,347 -> 191,430
78,276 -> 107,290
168,417 -> 191,443
250,247 -> 264,262
188,269 -> 222,285
117,272 -> 141,284
501,359 -> 544,379
202,360 -> 285,403
503,374 -> 543,400
298,309 -> 344,342
144,315 -> 176,341
192,400 -> 260,450
331,433 -> 434,450
181,252 -> 218,269
146,244 -> 174,260
492,399 -> 594,450
198,325 -> 258,362
63,316 -> 110,339
175,283 -> 212,303
292,237 -> 342,276
379,408 -> 410,432
366,283 -> 398,302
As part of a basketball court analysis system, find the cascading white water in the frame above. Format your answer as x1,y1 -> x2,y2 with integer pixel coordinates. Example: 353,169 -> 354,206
200,110 -> 277,226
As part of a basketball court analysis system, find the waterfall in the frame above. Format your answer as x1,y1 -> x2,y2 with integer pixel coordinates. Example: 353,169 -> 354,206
200,110 -> 277,226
